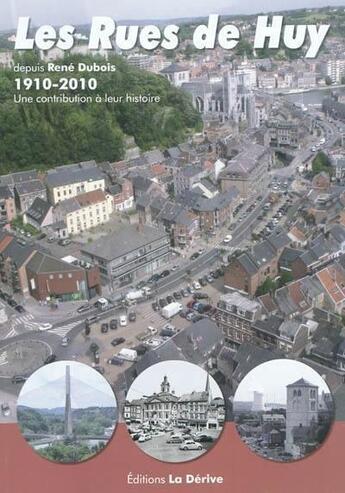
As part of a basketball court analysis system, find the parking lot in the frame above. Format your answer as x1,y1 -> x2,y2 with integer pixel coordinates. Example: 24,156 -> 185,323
58,276 -> 224,383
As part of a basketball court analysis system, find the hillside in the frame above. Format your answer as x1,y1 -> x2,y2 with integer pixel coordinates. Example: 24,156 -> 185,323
0,52 -> 202,172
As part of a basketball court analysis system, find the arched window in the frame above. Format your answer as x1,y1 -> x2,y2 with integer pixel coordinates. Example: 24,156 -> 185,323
297,390 -> 302,397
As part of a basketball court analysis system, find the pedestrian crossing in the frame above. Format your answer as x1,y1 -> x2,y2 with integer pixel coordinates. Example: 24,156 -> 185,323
46,320 -> 81,338
4,328 -> 17,339
11,313 -> 35,328
0,350 -> 8,366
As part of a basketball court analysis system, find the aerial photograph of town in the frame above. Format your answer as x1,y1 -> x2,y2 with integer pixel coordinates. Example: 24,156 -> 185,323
0,2 -> 345,466
16,361 -> 117,463
124,360 -> 224,462
233,359 -> 334,461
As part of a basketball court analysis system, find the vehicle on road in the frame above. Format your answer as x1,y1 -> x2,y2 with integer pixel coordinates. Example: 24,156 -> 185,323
58,238 -> 71,246
38,323 -> 53,331
14,305 -> 25,313
95,297 -> 110,310
11,375 -> 26,384
119,315 -> 127,326
61,336 -> 70,347
1,403 -> 10,417
160,270 -> 170,278
77,303 -> 93,313
179,440 -> 202,451
128,312 -> 136,322
107,356 -> 124,366
110,319 -> 118,330
223,234 -> 232,244
44,354 -> 57,365
190,252 -> 199,260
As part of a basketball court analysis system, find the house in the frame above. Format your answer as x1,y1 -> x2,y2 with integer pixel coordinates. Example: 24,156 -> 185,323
45,161 -> 105,205
224,228 -> 290,296
108,178 -> 134,211
316,263 -> 345,315
274,276 -> 324,318
173,165 -> 208,196
14,179 -> 47,212
219,143 -> 270,198
214,292 -> 262,348
24,197 -> 54,230
160,63 -> 190,87
252,316 -> 313,354
0,235 -> 36,296
81,224 -> 171,288
54,189 -> 113,235
288,225 -> 308,248
0,170 -> 39,191
177,187 -> 240,232
130,175 -> 164,200
0,186 -> 16,223
26,251 -> 101,301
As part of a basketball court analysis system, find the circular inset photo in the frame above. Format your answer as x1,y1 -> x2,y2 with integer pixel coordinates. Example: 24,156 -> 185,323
233,359 -> 334,462
16,361 -> 117,463
124,360 -> 225,462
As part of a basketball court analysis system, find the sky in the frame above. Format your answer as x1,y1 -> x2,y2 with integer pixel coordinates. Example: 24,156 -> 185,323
127,360 -> 223,400
1,0 -> 344,30
234,359 -> 331,404
18,360 -> 117,409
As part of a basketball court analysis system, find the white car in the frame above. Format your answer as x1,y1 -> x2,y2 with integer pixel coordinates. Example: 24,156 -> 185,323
223,234 -> 232,244
119,315 -> 127,326
198,248 -> 205,255
192,281 -> 201,290
179,440 -> 202,451
38,323 -> 53,331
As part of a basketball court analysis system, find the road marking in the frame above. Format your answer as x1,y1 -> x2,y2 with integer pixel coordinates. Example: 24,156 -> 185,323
4,328 -> 17,339
47,321 -> 81,338
0,350 -> 8,366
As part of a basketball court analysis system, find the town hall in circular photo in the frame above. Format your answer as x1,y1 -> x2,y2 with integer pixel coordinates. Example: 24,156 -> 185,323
124,360 -> 225,462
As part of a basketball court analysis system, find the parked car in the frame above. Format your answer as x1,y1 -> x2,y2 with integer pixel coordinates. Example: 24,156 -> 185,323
179,440 -> 202,451
133,344 -> 148,356
89,342 -> 100,354
190,252 -> 199,260
128,312 -> 136,322
166,295 -> 174,304
101,323 -> 109,333
173,291 -> 182,300
119,315 -> 127,327
93,365 -> 105,375
193,292 -> 209,300
167,435 -> 183,444
1,403 -> 10,417
160,270 -> 170,278
192,281 -> 201,290
199,277 -> 207,287
159,298 -> 167,308
152,302 -> 159,311
107,356 -> 124,366
111,337 -> 125,347
194,434 -> 214,443
181,288 -> 189,297
110,319 -> 118,330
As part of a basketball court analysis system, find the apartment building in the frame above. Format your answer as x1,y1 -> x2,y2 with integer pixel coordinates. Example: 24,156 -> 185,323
54,189 -> 113,235
0,186 -> 16,223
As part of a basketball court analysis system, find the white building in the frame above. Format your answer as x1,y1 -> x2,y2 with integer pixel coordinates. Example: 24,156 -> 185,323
160,63 -> 190,87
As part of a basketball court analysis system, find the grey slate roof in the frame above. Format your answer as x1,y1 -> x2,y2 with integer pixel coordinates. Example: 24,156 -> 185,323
15,180 -> 45,195
160,63 -> 189,74
0,186 -> 13,200
173,319 -> 223,365
25,197 -> 52,225
46,163 -> 103,187
81,224 -> 168,261
2,239 -> 34,267
27,251 -> 83,274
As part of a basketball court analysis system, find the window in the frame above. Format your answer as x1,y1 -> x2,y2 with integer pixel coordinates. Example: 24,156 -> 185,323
68,273 -> 72,278
311,402 -> 316,411
58,274 -> 63,279
49,274 -> 54,280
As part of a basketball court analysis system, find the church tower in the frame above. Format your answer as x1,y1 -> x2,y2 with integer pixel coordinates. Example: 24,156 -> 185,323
285,378 -> 318,455
160,376 -> 170,394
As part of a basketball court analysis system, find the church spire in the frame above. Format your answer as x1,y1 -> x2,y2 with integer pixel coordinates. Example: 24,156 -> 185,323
205,374 -> 212,404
